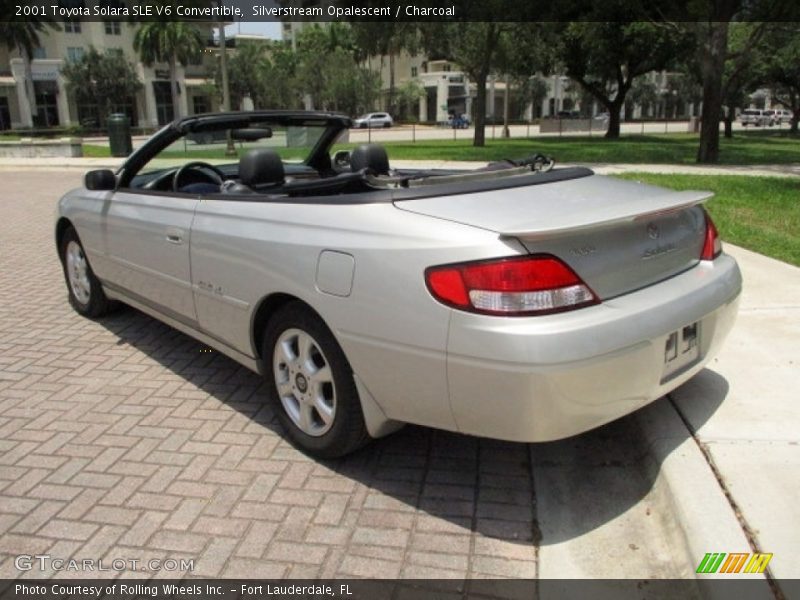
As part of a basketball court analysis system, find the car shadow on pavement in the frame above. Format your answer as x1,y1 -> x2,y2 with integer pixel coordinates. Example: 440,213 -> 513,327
100,308 -> 729,550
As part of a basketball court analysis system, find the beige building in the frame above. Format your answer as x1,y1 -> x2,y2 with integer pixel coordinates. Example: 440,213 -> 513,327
0,19 -> 222,130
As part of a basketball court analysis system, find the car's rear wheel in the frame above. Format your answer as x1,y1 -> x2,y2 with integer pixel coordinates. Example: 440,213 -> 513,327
60,227 -> 112,317
263,302 -> 369,458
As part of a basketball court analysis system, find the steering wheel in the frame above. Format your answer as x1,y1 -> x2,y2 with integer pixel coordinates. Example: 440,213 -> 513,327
172,161 -> 225,192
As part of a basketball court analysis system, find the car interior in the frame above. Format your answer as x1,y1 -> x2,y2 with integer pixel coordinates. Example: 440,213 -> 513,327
121,116 -> 559,200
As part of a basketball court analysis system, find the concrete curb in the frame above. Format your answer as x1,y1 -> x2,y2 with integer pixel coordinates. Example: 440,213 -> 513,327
635,398 -> 772,598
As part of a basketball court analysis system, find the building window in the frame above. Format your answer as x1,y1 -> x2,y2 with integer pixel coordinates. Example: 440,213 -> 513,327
63,20 -> 81,33
443,64 -> 452,72
153,81 -> 174,125
105,21 -> 121,35
411,66 -> 418,78
0,97 -> 10,130
193,96 -> 209,115
67,47 -> 84,62
32,47 -> 46,59
34,81 -> 59,127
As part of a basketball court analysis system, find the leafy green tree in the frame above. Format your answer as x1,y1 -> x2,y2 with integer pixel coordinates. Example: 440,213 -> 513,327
394,79 -> 425,121
61,47 -> 142,126
0,20 -> 60,127
419,21 -> 512,146
350,22 -> 419,116
629,78 -> 658,118
555,21 -> 690,138
664,73 -> 703,118
133,22 -> 205,120
222,40 -> 269,110
512,76 -> 549,120
761,22 -> 800,133
675,0 -> 792,163
295,24 -> 379,114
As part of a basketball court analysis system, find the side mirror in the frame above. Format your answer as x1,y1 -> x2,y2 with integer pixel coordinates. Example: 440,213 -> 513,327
85,169 -> 116,191
333,150 -> 351,168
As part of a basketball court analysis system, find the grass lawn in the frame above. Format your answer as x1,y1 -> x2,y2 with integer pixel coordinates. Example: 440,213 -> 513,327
83,130 -> 800,165
615,173 -> 800,267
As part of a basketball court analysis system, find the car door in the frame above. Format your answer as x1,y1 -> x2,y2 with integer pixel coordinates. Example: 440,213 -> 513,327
102,189 -> 199,323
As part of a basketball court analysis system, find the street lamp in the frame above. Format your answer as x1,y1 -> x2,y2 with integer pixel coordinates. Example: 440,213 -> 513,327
217,0 -> 236,156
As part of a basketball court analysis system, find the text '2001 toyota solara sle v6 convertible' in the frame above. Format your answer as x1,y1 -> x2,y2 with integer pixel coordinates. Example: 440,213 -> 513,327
56,111 -> 741,457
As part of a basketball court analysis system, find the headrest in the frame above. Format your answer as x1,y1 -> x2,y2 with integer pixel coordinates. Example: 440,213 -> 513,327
239,149 -> 284,187
350,144 -> 390,175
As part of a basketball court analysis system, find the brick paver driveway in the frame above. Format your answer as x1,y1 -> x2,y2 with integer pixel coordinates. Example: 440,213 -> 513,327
0,170 -> 686,581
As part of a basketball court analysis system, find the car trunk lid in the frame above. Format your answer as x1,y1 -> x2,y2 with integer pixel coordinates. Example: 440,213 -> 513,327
394,173 -> 710,300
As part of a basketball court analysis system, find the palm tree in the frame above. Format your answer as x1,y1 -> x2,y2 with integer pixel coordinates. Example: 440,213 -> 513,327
0,20 -> 60,127
133,22 -> 205,121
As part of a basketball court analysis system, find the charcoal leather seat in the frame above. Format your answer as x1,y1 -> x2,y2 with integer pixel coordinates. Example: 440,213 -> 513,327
350,144 -> 391,176
223,148 -> 285,194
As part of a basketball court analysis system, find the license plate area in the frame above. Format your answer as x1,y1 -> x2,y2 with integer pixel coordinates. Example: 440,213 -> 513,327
662,321 -> 700,382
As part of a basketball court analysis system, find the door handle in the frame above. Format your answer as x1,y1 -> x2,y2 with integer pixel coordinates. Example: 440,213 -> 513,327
166,228 -> 183,245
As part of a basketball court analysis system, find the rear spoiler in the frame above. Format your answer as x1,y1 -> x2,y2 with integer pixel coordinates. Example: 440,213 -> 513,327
502,190 -> 713,241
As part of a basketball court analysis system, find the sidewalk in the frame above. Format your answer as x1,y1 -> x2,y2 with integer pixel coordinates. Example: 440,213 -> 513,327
668,245 -> 800,587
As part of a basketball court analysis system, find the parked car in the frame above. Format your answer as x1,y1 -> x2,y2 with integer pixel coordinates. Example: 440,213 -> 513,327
740,109 -> 771,127
770,109 -> 793,124
56,110 -> 741,458
352,112 -> 393,128
763,110 -> 778,126
447,113 -> 470,128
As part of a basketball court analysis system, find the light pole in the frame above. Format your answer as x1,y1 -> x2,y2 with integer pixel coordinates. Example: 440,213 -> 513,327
218,2 -> 236,156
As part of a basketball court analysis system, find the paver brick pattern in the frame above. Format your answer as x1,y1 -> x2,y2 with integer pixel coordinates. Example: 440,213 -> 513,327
0,171 -> 542,580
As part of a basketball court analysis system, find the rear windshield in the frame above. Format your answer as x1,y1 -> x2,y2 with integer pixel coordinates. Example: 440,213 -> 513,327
742,110 -> 760,115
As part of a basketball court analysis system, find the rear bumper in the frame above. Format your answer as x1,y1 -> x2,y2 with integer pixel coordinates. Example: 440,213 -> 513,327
446,254 -> 742,442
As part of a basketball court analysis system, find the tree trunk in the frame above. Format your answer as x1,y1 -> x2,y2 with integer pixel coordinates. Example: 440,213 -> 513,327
605,103 -> 622,138
388,51 -> 396,116
473,71 -> 488,147
169,55 -> 181,120
20,48 -> 37,127
723,106 -> 733,138
697,22 -> 729,163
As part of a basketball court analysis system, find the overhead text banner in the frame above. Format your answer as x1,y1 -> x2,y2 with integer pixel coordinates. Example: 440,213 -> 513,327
4,0 -> 797,22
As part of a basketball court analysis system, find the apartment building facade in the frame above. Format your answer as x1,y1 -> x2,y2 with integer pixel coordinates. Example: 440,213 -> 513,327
0,20 -> 219,130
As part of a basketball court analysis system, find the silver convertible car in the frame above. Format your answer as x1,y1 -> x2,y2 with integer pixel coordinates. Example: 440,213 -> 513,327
56,111 -> 741,457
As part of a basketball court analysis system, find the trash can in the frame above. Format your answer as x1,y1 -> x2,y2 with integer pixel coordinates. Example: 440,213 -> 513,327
107,113 -> 132,157
689,116 -> 701,133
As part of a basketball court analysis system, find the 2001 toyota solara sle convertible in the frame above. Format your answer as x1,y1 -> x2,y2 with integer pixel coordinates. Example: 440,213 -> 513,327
56,111 -> 741,458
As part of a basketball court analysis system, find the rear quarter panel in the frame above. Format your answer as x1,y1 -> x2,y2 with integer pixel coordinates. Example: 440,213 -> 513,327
189,198 -> 523,430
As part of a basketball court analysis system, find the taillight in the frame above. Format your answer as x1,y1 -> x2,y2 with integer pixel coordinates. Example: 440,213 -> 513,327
425,255 -> 599,316
701,210 -> 722,260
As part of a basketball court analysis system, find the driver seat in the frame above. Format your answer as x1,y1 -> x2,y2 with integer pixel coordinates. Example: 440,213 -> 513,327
223,148 -> 285,194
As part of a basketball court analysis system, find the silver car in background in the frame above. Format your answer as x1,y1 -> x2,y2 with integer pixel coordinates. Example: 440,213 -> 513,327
352,112 -> 393,128
56,111 -> 741,458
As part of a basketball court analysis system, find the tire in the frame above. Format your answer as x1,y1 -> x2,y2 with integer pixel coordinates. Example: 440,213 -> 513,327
60,227 -> 112,318
263,302 -> 370,458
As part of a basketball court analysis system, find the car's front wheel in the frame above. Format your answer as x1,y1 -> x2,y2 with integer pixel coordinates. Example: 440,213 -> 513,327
263,303 -> 369,458
60,227 -> 112,318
